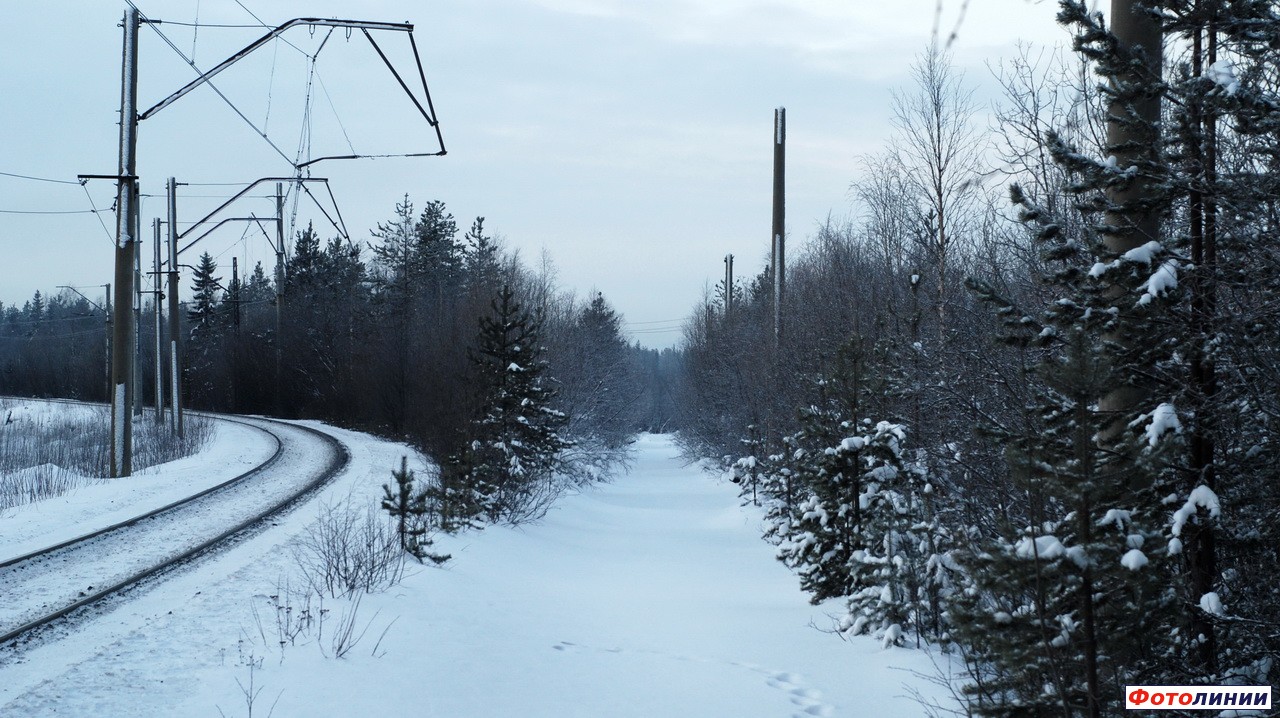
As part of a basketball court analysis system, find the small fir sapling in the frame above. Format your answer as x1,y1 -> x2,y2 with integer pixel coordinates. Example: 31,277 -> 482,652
381,456 -> 449,564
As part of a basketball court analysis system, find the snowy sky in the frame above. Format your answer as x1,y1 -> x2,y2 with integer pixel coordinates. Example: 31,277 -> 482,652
0,0 -> 1095,347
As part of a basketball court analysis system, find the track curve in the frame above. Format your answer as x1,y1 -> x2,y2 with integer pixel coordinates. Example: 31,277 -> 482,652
0,404 -> 350,649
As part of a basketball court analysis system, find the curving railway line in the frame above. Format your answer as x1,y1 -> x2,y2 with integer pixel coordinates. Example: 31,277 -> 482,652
0,404 -> 350,650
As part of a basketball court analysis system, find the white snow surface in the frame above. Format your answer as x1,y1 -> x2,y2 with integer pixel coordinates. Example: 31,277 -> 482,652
0,419 -> 276,562
1122,240 -> 1163,265
0,430 -> 948,717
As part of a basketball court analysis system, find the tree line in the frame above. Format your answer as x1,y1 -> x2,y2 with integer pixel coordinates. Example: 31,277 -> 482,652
677,1 -> 1280,714
0,196 -> 682,522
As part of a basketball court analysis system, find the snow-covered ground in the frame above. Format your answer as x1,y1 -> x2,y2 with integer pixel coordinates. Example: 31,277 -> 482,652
0,423 -> 952,717
0,416 -> 276,562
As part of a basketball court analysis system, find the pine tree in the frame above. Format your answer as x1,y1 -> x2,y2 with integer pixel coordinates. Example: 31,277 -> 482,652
188,251 -> 223,333
553,292 -> 639,479
381,456 -> 448,564
414,200 -> 463,287
774,402 -> 861,603
426,450 -> 489,533
957,83 -> 1181,718
26,291 -> 44,323
458,285 -> 571,524
764,344 -> 946,646
951,287 -> 1178,713
463,216 -> 501,294
243,261 -> 273,304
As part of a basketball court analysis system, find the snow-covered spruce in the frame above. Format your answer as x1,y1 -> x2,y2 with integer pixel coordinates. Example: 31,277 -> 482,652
769,412 -> 949,646
430,285 -> 572,529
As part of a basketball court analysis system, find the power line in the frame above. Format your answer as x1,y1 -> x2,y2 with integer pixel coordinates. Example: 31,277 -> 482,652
314,67 -> 356,155
0,170 -> 82,186
80,184 -> 117,243
190,0 -> 200,58
232,0 -> 311,58
150,20 -> 264,29
0,208 -> 108,215
0,327 -> 107,340
2,312 -> 106,326
624,318 -> 686,325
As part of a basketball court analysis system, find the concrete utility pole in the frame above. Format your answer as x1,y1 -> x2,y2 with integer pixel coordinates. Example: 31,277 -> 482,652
110,7 -> 140,477
167,177 -> 183,438
153,218 -> 164,423
231,257 -> 241,330
231,256 -> 240,412
723,254 -> 734,320
133,220 -> 143,418
102,13 -> 439,441
275,182 -> 286,416
772,107 -> 786,351
104,284 -> 112,403
1089,1 -> 1164,710
1098,6 -> 1163,426
1104,2 -> 1163,254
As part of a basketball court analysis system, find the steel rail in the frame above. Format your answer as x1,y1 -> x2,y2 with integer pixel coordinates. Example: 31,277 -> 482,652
0,414 -> 282,570
0,402 -> 350,648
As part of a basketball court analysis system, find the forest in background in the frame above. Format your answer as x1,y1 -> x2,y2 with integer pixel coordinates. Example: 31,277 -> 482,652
0,196 -> 682,486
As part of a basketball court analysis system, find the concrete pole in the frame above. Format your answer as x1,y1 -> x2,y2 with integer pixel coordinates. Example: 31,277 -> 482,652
724,254 -> 734,320
231,256 -> 240,412
274,182 -> 285,416
153,218 -> 164,422
167,177 -> 184,438
1104,2 -> 1163,254
772,107 -> 785,351
133,210 -> 143,418
104,283 -> 112,403
110,7 -> 140,477
1098,3 -> 1163,429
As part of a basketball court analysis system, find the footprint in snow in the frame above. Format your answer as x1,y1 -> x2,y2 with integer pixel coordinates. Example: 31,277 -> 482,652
553,642 -> 835,717
763,671 -> 834,718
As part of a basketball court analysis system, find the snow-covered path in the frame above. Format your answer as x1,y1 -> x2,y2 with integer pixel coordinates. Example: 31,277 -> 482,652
396,433 -> 946,718
0,431 -> 947,717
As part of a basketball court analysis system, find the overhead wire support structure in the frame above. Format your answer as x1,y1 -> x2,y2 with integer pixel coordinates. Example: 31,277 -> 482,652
137,18 -> 447,161
165,176 -> 344,424
100,7 -> 448,474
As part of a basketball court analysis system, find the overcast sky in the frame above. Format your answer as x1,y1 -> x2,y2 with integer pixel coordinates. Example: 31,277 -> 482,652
0,0 -> 1092,347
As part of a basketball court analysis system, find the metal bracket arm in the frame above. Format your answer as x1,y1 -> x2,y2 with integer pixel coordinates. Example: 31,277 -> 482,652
138,18 -> 413,121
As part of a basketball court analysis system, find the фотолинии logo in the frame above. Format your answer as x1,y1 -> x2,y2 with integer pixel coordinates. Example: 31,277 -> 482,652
1125,685 -> 1272,710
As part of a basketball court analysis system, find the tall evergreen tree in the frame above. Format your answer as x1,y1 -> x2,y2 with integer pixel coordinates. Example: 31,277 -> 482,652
188,252 -> 223,333
955,0 -> 1183,700
454,285 -> 571,524
463,216 -> 501,294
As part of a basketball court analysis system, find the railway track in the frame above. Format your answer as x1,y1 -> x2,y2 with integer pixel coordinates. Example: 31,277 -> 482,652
0,404 -> 350,649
